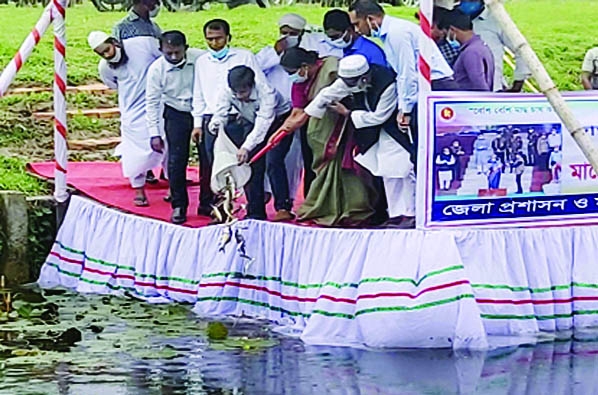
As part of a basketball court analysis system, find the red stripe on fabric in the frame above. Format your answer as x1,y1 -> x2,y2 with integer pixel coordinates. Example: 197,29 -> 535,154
50,251 -> 82,265
358,280 -> 471,301
419,12 -> 431,38
201,279 -> 470,305
55,120 -> 67,139
419,57 -> 431,83
54,38 -> 66,57
55,162 -> 67,173
32,28 -> 41,44
53,0 -> 65,17
476,296 -> 598,305
15,53 -> 23,71
49,251 -> 196,295
134,281 -> 197,295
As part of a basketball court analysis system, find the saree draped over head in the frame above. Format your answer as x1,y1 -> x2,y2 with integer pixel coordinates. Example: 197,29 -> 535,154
297,57 -> 376,227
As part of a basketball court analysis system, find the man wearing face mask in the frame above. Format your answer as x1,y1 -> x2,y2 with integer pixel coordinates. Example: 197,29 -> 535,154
191,19 -> 268,218
145,31 -> 205,224
209,66 -> 291,221
323,9 -> 387,67
88,31 -> 163,208
304,55 -> 416,228
255,13 -> 342,202
439,9 -> 494,91
457,0 -> 531,92
348,0 -> 456,165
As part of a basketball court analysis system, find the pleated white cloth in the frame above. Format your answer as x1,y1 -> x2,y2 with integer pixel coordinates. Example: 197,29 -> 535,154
39,196 -> 598,349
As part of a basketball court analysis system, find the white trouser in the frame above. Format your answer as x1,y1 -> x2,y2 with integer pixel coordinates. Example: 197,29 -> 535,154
383,172 -> 416,218
130,173 -> 146,189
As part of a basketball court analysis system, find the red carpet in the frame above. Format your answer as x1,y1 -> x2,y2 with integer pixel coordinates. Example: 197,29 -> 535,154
27,162 -> 301,228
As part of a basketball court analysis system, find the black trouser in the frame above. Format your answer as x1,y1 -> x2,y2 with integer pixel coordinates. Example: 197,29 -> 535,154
299,124 -> 316,197
266,111 -> 293,211
516,173 -> 523,194
163,105 -> 193,210
224,117 -> 267,220
408,103 -> 419,167
197,115 -> 216,209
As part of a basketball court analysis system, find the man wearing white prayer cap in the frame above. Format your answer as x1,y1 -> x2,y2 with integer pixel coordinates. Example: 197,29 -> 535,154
304,54 -> 416,228
87,31 -> 163,207
254,13 -> 342,216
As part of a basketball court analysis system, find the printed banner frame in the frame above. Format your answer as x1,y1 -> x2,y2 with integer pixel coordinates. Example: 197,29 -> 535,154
417,92 -> 598,229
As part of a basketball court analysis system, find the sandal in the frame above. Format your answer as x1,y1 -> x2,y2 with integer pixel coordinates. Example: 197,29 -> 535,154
133,196 -> 149,207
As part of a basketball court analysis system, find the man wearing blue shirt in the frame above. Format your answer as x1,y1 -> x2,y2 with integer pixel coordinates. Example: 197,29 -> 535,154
323,9 -> 387,67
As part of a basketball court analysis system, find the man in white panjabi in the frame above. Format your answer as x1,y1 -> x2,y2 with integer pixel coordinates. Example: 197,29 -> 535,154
88,31 -> 162,206
304,54 -> 416,228
255,13 -> 343,203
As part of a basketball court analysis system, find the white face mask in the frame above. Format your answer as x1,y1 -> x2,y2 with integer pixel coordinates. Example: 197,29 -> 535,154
327,32 -> 351,49
149,5 -> 160,18
108,47 -> 122,64
280,34 -> 300,49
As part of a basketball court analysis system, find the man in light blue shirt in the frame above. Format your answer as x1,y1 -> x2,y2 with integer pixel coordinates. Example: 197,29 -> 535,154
349,0 -> 457,162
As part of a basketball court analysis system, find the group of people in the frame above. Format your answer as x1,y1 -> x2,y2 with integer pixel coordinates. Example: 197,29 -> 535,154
87,0 -> 532,228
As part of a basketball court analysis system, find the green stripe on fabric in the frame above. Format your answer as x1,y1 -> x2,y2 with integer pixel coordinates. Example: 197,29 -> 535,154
471,284 -> 571,293
54,242 -> 199,285
480,310 -> 598,320
197,294 -> 476,320
46,262 -> 161,297
472,282 -> 598,294
202,265 -> 466,290
54,240 -> 467,290
196,296 -> 311,318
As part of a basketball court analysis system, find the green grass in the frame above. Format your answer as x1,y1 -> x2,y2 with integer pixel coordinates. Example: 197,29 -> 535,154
0,0 -> 597,195
0,156 -> 47,195
1,0 -> 597,89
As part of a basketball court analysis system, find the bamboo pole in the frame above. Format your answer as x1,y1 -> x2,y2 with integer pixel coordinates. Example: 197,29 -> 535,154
484,0 -> 598,173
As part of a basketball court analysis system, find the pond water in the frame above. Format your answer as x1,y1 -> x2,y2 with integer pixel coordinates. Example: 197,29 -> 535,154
1,287 -> 598,395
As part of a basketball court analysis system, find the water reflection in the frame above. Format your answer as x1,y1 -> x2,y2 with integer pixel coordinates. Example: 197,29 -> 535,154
1,291 -> 598,394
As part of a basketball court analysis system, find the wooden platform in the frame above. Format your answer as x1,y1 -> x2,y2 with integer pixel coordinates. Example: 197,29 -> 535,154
33,107 -> 120,120
8,83 -> 113,95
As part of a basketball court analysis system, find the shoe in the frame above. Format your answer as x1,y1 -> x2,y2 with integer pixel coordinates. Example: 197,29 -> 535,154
171,207 -> 187,224
396,216 -> 416,229
133,196 -> 149,207
380,216 -> 403,228
273,209 -> 295,222
146,170 -> 158,185
163,193 -> 172,202
197,205 -> 213,217
159,169 -> 167,180
264,192 -> 272,205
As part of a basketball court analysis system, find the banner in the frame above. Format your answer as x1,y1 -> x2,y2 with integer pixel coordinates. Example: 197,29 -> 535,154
417,92 -> 598,229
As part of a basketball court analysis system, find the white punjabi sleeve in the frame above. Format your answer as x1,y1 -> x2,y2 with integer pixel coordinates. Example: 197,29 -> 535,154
98,60 -> 118,90
304,79 -> 351,119
351,84 -> 397,129
255,46 -> 281,72
145,59 -> 163,138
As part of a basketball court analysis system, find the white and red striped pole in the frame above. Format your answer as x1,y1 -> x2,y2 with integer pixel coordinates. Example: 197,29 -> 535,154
53,0 -> 69,203
418,0 -> 433,93
0,3 -> 53,97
